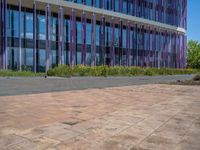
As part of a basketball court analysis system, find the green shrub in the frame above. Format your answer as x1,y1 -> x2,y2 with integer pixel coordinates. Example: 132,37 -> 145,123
46,65 -> 200,77
47,65 -> 72,77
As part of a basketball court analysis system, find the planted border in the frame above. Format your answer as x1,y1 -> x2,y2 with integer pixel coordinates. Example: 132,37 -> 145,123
47,65 -> 200,77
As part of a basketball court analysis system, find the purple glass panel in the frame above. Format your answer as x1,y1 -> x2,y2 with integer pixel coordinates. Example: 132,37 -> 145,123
0,0 -> 2,69
177,34 -> 180,68
58,7 -> 64,65
112,0 -> 115,11
153,28 -> 157,68
135,23 -> 138,66
126,21 -> 130,66
159,0 -> 162,22
126,0 -> 129,14
118,19 -> 122,66
0,0 -> 7,70
70,9 -> 76,67
164,31 -> 167,67
181,34 -> 184,68
91,13 -> 96,66
110,17 -> 115,66
4,0 -> 7,69
174,33 -> 176,68
100,16 -> 105,65
81,12 -> 86,65
119,0 -> 122,12
146,26 -> 150,67
33,0 -> 37,72
45,4 -> 52,72
134,0 -> 137,17
132,25 -> 135,66
18,0 -> 21,71
140,25 -> 144,67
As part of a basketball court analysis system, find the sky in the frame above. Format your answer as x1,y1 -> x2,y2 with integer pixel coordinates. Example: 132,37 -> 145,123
187,0 -> 200,42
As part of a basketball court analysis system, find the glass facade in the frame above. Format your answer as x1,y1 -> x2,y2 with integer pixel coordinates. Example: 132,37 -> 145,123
66,0 -> 187,29
0,0 -> 187,72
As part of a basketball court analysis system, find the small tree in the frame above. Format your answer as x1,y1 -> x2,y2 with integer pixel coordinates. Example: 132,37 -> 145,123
187,40 -> 200,69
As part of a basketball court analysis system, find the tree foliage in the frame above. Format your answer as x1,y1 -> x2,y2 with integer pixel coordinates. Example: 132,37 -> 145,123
187,40 -> 200,69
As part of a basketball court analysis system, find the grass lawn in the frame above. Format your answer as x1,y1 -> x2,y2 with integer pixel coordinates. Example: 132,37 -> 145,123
0,70 -> 45,77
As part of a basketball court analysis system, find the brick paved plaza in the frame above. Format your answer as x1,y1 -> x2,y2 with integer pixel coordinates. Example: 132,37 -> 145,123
0,84 -> 200,150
